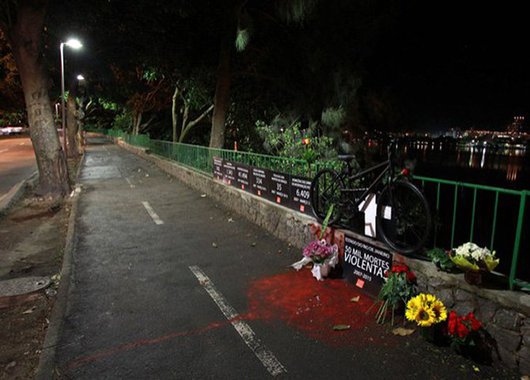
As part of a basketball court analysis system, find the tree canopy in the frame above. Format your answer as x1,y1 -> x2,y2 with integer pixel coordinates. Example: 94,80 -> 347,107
3,0 -> 528,152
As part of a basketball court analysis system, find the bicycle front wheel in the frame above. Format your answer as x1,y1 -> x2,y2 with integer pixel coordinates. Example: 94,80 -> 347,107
310,169 -> 343,225
376,180 -> 431,254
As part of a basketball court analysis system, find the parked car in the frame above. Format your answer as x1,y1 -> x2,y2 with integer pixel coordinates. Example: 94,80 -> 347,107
0,125 -> 25,135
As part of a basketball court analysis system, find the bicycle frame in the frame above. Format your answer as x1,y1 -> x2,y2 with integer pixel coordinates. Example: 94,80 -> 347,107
339,160 -> 391,213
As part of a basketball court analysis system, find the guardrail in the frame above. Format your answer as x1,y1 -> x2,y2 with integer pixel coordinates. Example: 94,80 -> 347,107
120,136 -> 318,178
90,129 -> 529,290
415,176 -> 529,290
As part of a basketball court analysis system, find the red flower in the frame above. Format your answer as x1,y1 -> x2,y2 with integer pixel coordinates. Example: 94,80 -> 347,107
457,321 -> 470,338
391,264 -> 409,273
465,313 -> 482,331
406,270 -> 416,283
447,311 -> 458,335
384,270 -> 389,277
471,318 -> 482,331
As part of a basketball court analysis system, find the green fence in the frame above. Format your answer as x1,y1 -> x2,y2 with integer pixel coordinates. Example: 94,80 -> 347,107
146,138 -> 317,177
415,176 -> 529,291
93,129 -> 529,290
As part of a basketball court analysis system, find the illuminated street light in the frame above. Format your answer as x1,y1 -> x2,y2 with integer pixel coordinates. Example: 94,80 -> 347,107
76,74 -> 85,81
60,38 -> 83,157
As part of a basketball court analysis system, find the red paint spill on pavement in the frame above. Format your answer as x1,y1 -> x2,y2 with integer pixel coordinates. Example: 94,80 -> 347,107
66,269 -> 398,372
245,270 -> 397,348
66,320 -> 232,370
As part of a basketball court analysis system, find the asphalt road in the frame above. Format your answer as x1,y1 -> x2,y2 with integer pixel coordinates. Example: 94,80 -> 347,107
53,137 -> 518,379
0,136 -> 36,196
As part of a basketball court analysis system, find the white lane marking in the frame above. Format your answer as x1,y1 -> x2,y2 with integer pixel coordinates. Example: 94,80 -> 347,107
141,201 -> 164,225
125,177 -> 135,188
189,266 -> 287,377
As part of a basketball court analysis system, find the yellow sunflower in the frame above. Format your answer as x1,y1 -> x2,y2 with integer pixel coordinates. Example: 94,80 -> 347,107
422,293 -> 436,306
405,297 -> 421,321
430,300 -> 447,323
405,293 -> 447,327
413,306 -> 437,327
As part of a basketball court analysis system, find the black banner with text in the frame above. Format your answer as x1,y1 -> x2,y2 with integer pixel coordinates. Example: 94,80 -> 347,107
213,157 -> 315,215
342,235 -> 392,297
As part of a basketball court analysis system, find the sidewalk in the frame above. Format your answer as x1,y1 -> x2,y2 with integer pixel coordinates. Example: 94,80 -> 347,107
43,137 -> 519,379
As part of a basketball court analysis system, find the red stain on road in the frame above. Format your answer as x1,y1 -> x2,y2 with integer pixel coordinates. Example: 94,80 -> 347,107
66,269 -> 397,372
245,270 -> 397,348
66,320 -> 231,370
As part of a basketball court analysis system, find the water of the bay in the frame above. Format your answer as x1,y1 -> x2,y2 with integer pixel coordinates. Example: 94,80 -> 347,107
408,142 -> 530,191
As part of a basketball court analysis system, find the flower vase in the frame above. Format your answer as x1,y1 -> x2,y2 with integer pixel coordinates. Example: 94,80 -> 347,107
420,325 -> 446,345
464,270 -> 485,286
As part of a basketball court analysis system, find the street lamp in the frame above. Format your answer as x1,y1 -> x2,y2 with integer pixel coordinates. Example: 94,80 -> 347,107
76,74 -> 85,81
60,38 -> 83,157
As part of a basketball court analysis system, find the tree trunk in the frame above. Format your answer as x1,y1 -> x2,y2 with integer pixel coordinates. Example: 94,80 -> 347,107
66,89 -> 79,158
4,0 -> 70,197
172,85 -> 180,142
179,104 -> 214,143
132,112 -> 142,135
77,95 -> 86,153
209,0 -> 241,149
209,39 -> 232,149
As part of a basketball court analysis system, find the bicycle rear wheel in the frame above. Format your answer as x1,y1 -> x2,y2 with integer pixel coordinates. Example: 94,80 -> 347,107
376,180 -> 431,254
310,169 -> 343,225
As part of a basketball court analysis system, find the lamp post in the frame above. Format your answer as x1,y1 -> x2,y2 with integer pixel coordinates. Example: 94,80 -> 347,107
60,38 -> 82,157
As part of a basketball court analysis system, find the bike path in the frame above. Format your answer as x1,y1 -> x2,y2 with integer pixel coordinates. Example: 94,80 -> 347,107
52,137 -> 517,379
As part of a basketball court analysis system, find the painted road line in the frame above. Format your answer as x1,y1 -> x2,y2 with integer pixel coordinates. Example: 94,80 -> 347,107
141,201 -> 164,225
189,265 -> 287,377
125,177 -> 135,188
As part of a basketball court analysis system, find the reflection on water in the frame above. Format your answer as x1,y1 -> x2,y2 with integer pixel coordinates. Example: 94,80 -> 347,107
398,141 -> 530,190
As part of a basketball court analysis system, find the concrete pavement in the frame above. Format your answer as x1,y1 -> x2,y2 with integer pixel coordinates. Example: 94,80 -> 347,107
44,137 -> 518,379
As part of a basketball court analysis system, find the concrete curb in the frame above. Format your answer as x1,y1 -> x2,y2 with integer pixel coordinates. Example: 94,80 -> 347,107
35,153 -> 85,380
0,170 -> 38,217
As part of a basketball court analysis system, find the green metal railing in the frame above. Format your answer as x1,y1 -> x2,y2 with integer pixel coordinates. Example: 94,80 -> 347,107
416,176 -> 529,290
146,139 -> 317,177
91,129 -> 529,290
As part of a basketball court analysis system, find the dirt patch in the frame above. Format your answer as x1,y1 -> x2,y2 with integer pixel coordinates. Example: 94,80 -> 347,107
0,294 -> 53,379
0,157 -> 79,379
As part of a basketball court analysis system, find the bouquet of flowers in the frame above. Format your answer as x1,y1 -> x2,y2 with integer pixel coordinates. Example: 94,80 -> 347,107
405,293 -> 447,327
447,311 -> 492,362
373,263 -> 417,325
292,204 -> 339,281
447,311 -> 482,346
450,242 -> 499,272
292,239 -> 339,280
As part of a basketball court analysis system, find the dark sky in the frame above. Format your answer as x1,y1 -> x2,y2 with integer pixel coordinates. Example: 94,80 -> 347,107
45,1 -> 529,133
371,1 -> 529,131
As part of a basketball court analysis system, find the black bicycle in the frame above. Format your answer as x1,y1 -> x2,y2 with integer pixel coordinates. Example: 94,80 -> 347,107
310,140 -> 431,254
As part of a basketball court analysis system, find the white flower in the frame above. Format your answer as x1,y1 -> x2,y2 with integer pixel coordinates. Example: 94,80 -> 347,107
454,242 -> 494,261
471,249 -> 483,261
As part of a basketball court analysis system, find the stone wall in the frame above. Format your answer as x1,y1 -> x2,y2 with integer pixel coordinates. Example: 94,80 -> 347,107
409,258 -> 530,375
117,139 -> 530,376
